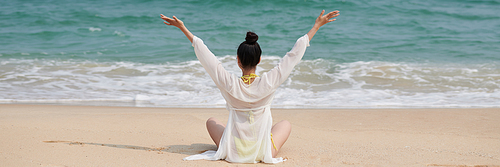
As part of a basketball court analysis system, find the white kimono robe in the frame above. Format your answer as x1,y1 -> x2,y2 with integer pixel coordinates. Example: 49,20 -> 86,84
183,34 -> 310,163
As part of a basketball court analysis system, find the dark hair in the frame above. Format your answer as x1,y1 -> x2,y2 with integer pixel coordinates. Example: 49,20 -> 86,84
237,31 -> 262,69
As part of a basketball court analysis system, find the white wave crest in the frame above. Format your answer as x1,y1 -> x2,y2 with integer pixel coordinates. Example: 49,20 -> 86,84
88,27 -> 101,32
0,57 -> 499,108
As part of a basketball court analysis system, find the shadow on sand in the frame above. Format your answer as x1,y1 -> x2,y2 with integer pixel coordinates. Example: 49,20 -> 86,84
43,140 -> 216,155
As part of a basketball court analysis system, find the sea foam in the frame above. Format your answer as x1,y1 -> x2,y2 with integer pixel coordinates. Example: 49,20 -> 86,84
88,27 -> 101,32
0,57 -> 499,108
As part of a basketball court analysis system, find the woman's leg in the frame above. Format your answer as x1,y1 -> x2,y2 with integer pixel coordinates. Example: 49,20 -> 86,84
206,117 -> 226,147
271,120 -> 292,158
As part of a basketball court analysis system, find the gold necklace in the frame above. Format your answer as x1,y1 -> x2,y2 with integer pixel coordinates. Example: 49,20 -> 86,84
241,73 -> 259,84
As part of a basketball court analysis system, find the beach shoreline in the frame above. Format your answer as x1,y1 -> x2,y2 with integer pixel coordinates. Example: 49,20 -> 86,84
1,104 -> 499,166
4,101 -> 500,109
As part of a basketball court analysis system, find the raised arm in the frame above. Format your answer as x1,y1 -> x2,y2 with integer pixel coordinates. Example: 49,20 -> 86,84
307,10 -> 339,41
160,14 -> 194,43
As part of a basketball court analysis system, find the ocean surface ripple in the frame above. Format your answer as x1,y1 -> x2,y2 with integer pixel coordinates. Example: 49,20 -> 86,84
1,0 -> 499,108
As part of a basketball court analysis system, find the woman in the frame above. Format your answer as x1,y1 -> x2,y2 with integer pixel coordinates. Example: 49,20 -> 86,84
160,10 -> 339,163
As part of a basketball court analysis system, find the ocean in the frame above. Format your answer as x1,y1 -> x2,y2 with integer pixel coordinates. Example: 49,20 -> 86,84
1,0 -> 499,108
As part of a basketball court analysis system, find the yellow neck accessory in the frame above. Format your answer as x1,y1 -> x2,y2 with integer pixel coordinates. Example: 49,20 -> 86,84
241,73 -> 259,84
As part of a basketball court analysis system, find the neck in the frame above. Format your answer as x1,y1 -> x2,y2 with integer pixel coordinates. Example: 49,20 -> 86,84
241,68 -> 256,76
241,68 -> 258,85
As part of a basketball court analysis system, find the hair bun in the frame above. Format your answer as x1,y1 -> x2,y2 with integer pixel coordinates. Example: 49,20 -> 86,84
245,31 -> 258,44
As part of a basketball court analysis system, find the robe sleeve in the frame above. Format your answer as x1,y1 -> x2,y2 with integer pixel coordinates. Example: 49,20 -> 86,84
265,34 -> 310,88
192,36 -> 233,91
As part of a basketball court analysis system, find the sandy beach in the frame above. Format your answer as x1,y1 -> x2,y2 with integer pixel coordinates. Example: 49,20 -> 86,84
0,104 -> 499,166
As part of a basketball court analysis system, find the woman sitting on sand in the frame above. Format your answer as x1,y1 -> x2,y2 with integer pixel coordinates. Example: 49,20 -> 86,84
160,10 -> 339,163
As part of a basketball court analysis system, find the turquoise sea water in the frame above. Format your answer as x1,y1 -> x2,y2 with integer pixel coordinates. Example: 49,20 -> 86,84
1,0 -> 499,108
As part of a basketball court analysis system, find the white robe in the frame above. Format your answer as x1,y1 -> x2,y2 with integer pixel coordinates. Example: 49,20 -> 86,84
183,34 -> 310,163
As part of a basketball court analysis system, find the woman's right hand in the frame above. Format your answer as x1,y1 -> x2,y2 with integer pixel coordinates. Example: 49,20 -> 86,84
314,10 -> 339,28
307,10 -> 340,41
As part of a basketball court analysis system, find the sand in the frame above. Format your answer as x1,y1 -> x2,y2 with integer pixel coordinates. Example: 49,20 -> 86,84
0,104 -> 499,167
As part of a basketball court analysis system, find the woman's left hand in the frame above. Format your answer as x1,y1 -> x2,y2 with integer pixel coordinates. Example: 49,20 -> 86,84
160,14 -> 194,43
160,14 -> 185,29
